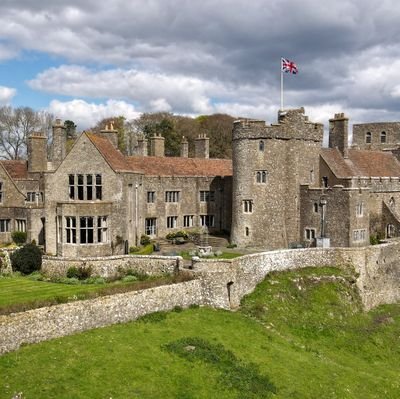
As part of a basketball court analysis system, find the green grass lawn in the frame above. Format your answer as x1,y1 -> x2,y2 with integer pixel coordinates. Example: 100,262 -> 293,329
1,267 -> 400,398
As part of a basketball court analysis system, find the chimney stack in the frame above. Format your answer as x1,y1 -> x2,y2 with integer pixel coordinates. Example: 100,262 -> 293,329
137,136 -> 148,156
180,136 -> 189,158
329,113 -> 349,159
28,133 -> 47,173
51,118 -> 66,167
99,121 -> 119,148
194,134 -> 209,158
149,133 -> 165,157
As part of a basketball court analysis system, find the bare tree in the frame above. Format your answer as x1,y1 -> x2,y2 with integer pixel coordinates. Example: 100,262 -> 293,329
0,106 -> 49,160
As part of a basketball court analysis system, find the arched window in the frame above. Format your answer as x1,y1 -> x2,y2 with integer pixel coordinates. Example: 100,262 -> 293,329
365,132 -> 371,144
381,131 -> 387,143
259,140 -> 264,151
261,171 -> 267,183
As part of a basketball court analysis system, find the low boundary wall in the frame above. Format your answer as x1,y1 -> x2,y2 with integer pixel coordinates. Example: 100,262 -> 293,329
42,254 -> 182,278
0,279 -> 202,355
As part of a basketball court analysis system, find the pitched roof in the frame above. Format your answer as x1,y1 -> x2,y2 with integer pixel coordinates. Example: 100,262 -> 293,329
0,160 -> 28,179
127,156 -> 232,177
86,133 -> 133,172
321,148 -> 400,178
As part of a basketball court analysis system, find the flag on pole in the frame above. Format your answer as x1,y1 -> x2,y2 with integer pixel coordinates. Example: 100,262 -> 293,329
281,57 -> 298,74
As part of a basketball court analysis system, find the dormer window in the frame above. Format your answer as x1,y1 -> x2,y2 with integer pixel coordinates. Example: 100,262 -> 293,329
365,132 -> 371,144
380,131 -> 386,143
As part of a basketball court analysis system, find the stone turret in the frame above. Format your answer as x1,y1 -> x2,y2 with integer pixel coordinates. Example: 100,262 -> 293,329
51,118 -> 66,167
329,113 -> 349,158
180,136 -> 189,158
149,133 -> 165,157
194,134 -> 209,158
28,133 -> 47,173
99,121 -> 118,148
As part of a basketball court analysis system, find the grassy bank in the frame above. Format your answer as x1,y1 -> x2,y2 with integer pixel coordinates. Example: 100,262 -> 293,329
1,267 -> 400,398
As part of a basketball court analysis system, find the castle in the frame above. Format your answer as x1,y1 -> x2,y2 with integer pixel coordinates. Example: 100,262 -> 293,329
1,107 -> 400,257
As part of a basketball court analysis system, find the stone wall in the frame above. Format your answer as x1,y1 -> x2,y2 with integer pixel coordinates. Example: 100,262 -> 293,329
42,254 -> 181,278
0,279 -> 202,355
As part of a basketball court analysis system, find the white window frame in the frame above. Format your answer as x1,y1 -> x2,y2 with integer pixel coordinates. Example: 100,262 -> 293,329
145,218 -> 157,236
183,215 -> 194,228
16,219 -> 26,232
200,215 -> 215,227
165,191 -> 180,202
167,216 -> 178,229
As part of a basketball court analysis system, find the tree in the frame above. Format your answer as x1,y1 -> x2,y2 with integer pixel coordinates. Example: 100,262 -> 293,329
0,106 -> 53,160
64,120 -> 77,139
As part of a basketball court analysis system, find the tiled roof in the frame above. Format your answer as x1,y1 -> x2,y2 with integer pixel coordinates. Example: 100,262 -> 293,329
127,156 -> 233,177
87,132 -> 232,176
87,133 -> 133,172
321,148 -> 400,178
0,160 -> 28,179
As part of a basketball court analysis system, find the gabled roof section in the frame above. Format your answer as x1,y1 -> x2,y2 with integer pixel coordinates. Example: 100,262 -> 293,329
321,148 -> 400,178
127,156 -> 232,177
0,160 -> 28,179
86,133 -> 133,172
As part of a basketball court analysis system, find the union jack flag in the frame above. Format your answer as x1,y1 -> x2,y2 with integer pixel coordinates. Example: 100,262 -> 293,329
281,57 -> 298,74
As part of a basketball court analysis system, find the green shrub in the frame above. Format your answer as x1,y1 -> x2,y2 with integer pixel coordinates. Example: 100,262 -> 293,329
122,275 -> 138,283
129,246 -> 140,253
11,231 -> 27,245
66,266 -> 92,280
140,235 -> 151,245
10,243 -> 42,275
166,230 -> 189,240
227,243 -> 237,249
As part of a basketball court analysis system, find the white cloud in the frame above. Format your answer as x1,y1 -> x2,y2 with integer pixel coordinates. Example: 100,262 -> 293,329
47,99 -> 140,130
0,86 -> 16,104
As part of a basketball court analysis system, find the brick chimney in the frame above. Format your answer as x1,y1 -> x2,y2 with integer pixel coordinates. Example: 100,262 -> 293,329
329,113 -> 349,158
149,133 -> 165,157
98,121 -> 118,148
194,134 -> 209,159
51,118 -> 66,167
180,136 -> 189,158
28,133 -> 47,173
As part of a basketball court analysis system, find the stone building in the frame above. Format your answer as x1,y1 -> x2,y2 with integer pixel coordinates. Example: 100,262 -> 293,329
1,108 -> 400,256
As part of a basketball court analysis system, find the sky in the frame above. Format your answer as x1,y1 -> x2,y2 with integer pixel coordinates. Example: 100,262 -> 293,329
0,0 -> 400,131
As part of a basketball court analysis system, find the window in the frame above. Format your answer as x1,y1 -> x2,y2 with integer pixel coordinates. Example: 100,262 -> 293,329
16,219 -> 26,232
353,229 -> 366,242
184,215 -> 194,227
356,202 -> 364,217
0,219 -> 10,232
65,216 -> 77,243
26,192 -> 43,203
381,131 -> 386,143
80,216 -> 94,244
165,191 -> 180,202
387,224 -> 395,238
304,228 -> 316,240
69,174 -> 102,200
200,215 -> 215,227
256,171 -> 267,183
0,182 -> 3,203
313,203 -> 319,213
243,200 -> 253,213
245,227 -> 250,236
259,140 -> 265,151
389,197 -> 395,208
147,191 -> 155,203
365,132 -> 371,144
200,191 -> 215,202
167,216 -> 178,228
145,218 -> 157,235
97,216 -> 108,243
322,176 -> 328,188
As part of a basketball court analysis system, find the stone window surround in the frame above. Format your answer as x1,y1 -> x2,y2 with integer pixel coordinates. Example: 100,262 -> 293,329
365,132 -> 372,143
0,218 -> 10,233
165,191 -> 180,203
63,215 -> 108,245
200,214 -> 215,227
15,219 -> 26,232
353,229 -> 366,242
356,202 -> 364,217
199,190 -> 215,202
183,215 -> 194,228
69,173 -> 102,201
256,170 -> 267,183
380,131 -> 386,143
145,218 -> 157,235
147,191 -> 156,203
26,192 -> 44,203
243,200 -> 253,213
304,227 -> 316,240
166,215 -> 178,229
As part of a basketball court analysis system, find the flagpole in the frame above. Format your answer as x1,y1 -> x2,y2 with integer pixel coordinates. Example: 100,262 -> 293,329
280,58 -> 283,111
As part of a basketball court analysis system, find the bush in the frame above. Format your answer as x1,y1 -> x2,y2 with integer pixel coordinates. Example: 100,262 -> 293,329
129,246 -> 140,253
140,235 -> 151,245
10,243 -> 42,275
66,266 -> 92,280
11,231 -> 27,245
166,230 -> 189,240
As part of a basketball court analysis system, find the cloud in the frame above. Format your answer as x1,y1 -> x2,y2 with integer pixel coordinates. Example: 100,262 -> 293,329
0,86 -> 16,104
47,99 -> 140,130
